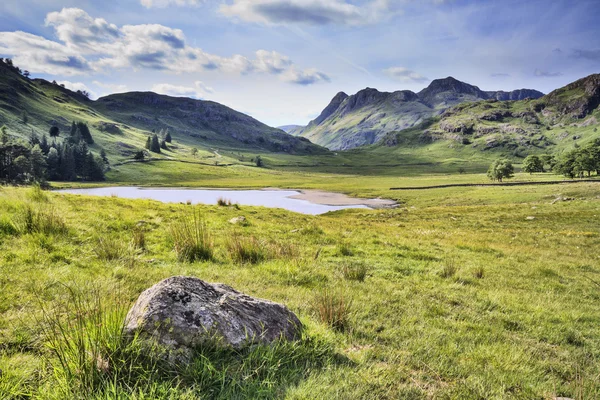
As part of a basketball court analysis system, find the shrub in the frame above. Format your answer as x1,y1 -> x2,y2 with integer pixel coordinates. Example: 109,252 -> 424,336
313,289 -> 352,331
170,212 -> 213,262
227,234 -> 268,264
13,205 -> 67,236
339,262 -> 368,282
473,266 -> 485,279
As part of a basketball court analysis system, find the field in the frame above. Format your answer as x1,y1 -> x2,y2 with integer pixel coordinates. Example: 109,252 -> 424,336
1,168 -> 600,399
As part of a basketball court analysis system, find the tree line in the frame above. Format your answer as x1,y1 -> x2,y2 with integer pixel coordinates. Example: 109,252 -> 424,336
0,123 -> 106,185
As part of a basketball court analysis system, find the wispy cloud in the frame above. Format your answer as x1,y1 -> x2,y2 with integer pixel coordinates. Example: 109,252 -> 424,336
140,0 -> 203,8
383,67 -> 429,83
572,48 -> 600,61
151,81 -> 214,98
490,73 -> 511,78
220,0 -> 394,26
534,68 -> 563,77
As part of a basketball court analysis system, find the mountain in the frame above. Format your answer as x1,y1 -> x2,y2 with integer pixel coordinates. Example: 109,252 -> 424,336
376,73 -> 600,156
277,124 -> 304,133
293,77 -> 544,150
0,61 -> 327,160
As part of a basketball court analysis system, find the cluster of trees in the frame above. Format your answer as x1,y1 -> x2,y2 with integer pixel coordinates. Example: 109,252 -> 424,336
0,124 -> 106,185
488,139 -> 600,182
553,139 -> 600,178
145,130 -> 172,154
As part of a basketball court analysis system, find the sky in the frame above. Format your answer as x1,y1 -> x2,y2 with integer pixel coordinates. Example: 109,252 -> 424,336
0,0 -> 599,127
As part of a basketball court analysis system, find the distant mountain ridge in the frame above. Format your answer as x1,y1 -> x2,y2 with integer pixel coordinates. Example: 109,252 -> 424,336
293,77 -> 544,150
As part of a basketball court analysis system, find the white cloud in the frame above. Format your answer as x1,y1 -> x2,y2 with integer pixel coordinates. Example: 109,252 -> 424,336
282,67 -> 331,85
92,80 -> 128,93
57,80 -> 97,99
220,0 -> 393,26
534,69 -> 563,78
151,81 -> 214,98
0,8 -> 330,85
45,8 -> 120,54
0,31 -> 91,76
383,67 -> 429,83
140,0 -> 202,8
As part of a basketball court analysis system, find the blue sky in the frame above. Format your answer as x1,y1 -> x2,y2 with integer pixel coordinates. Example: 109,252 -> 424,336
1,0 -> 599,127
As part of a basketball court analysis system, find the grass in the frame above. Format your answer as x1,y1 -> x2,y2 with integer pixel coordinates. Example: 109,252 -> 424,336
1,179 -> 600,398
312,289 -> 352,332
227,234 -> 269,264
339,261 -> 368,282
170,211 -> 214,262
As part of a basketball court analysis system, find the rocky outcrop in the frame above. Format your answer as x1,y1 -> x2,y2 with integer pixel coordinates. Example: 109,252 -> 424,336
486,89 -> 544,101
124,276 -> 302,359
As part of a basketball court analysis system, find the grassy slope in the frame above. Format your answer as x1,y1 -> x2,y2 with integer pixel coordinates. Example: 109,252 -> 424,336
1,180 -> 599,399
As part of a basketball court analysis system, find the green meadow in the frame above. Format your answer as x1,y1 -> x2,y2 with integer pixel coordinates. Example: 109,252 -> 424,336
1,166 -> 600,399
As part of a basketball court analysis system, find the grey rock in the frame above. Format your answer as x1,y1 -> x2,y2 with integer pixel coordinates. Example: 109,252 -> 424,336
125,276 -> 302,358
229,216 -> 247,224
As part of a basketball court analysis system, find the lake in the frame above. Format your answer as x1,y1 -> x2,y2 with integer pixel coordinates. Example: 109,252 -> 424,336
55,187 -> 374,215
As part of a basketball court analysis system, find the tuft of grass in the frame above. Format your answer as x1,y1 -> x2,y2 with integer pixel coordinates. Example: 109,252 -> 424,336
217,197 -> 232,207
12,205 -> 68,236
131,227 -> 145,251
227,234 -> 268,264
312,289 -> 352,331
337,242 -> 354,256
339,261 -> 368,282
439,258 -> 458,278
94,236 -> 128,261
270,241 -> 300,259
473,266 -> 485,279
170,212 -> 213,262
27,183 -> 49,203
36,285 -> 167,398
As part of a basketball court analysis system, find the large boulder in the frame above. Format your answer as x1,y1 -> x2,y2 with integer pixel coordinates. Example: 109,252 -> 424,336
124,276 -> 302,358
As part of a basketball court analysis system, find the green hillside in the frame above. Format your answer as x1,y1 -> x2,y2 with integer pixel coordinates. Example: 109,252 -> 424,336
375,74 -> 600,161
0,61 -> 327,167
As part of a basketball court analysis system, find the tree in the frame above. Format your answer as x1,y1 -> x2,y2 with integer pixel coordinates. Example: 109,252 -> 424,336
255,155 -> 264,168
40,134 -> 50,155
150,134 -> 161,153
1,126 -> 8,145
165,131 -> 172,143
30,145 -> 47,183
22,111 -> 28,124
46,147 -> 61,180
134,150 -> 145,160
49,126 -> 60,139
29,130 -> 40,147
145,136 -> 152,150
77,122 -> 94,144
191,148 -> 198,158
100,148 -> 109,167
540,154 -> 556,171
23,70 -> 30,78
522,155 -> 544,174
160,139 -> 168,150
487,159 -> 514,182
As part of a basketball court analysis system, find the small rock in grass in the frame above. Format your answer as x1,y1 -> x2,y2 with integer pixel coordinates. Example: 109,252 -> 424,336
229,216 -> 247,224
526,216 -> 535,220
